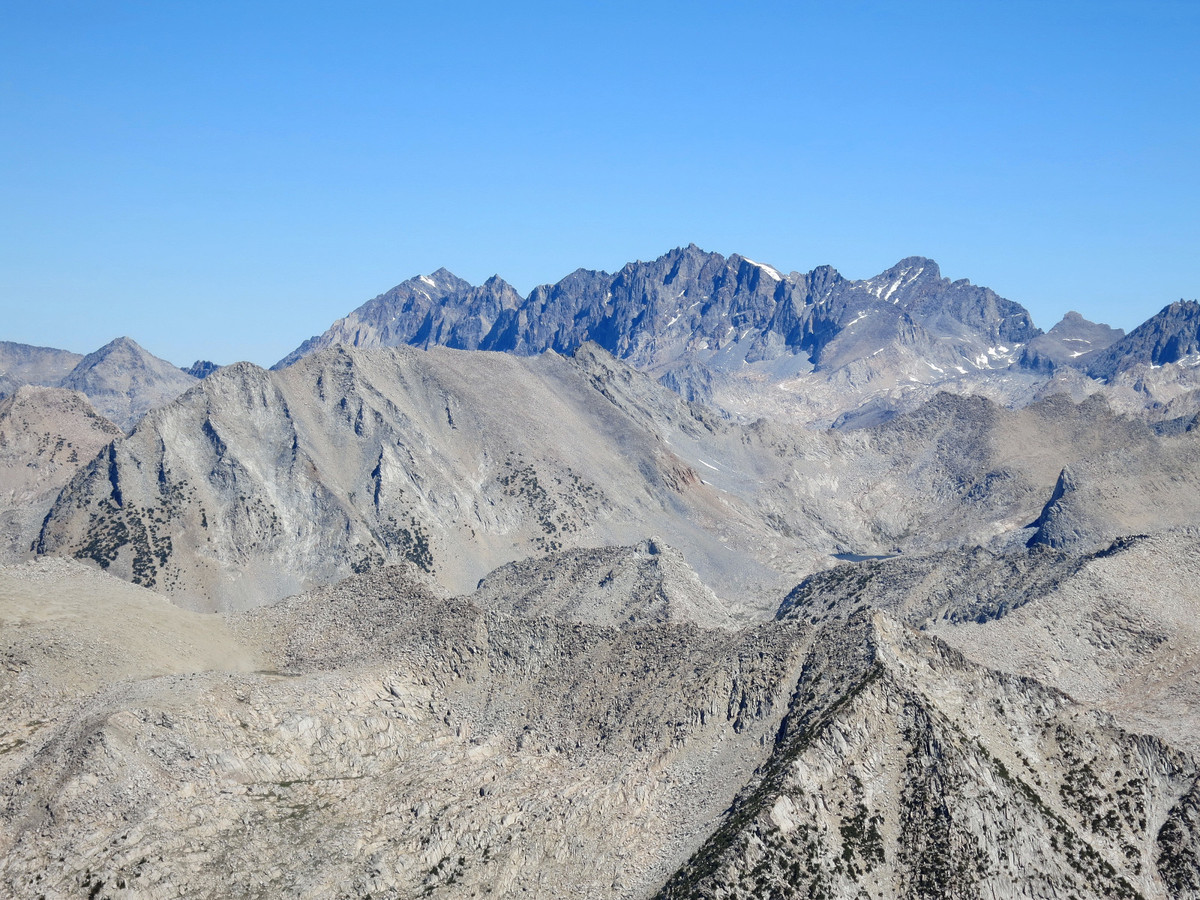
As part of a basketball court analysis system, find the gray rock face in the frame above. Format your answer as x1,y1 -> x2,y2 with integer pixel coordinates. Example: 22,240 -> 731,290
0,560 -> 813,900
9,531 -> 1200,900
0,337 -> 197,432
1023,422 -> 1200,552
657,611 -> 1200,900
654,532 -> 1200,899
34,340 -> 1200,615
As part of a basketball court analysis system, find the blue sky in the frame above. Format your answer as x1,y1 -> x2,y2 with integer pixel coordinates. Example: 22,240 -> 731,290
2,1 -> 1197,366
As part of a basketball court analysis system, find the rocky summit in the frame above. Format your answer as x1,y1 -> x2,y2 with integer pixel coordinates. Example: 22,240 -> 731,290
3,246 -> 1200,899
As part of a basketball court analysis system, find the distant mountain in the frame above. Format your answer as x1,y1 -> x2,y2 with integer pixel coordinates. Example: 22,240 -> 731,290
1079,299 -> 1200,380
182,360 -> 221,379
59,336 -> 198,430
0,341 -> 83,397
0,337 -> 200,431
1017,310 -> 1124,372
274,269 -> 523,368
272,248 -> 1043,401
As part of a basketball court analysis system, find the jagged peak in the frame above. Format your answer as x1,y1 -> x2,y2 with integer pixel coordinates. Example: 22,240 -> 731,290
396,267 -> 472,292
873,256 -> 942,281
182,360 -> 221,379
1153,298 -> 1200,321
673,242 -> 720,260
428,266 -> 466,283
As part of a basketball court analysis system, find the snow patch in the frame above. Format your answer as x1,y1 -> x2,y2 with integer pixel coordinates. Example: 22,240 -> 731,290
697,459 -> 720,471
419,275 -> 437,287
864,265 -> 925,303
742,257 -> 784,281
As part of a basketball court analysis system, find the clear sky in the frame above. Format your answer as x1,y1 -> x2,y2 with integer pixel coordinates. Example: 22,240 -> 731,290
2,1 -> 1197,367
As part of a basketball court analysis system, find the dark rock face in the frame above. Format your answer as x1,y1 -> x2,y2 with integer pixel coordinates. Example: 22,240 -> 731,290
1080,299 -> 1200,380
273,247 -> 1043,381
273,269 -> 524,368
182,360 -> 221,379
1026,467 -> 1097,549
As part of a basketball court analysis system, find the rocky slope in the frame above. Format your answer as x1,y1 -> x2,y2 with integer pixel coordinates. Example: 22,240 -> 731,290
468,539 -> 739,630
657,612 -> 1200,900
0,386 -> 122,563
5,532 -> 1200,899
657,532 -> 1200,899
0,337 -> 198,433
275,269 -> 524,368
279,247 -> 1040,377
182,360 -> 221,379
0,560 -> 813,900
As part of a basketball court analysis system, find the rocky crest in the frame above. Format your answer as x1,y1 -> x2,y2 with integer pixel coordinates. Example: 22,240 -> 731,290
1081,300 -> 1200,381
272,247 -> 1049,427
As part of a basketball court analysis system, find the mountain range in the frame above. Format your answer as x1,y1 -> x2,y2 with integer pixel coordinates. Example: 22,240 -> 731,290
3,246 -> 1200,898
